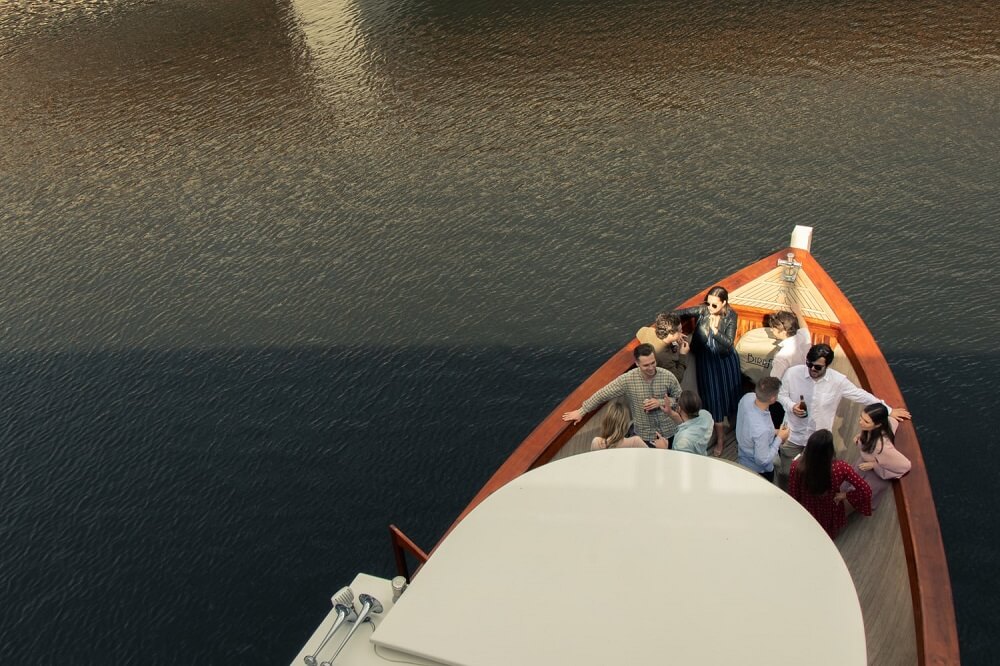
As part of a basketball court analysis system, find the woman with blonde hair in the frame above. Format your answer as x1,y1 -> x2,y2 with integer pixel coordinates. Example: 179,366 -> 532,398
591,401 -> 668,450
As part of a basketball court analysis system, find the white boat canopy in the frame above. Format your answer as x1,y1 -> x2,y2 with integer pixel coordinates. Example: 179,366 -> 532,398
372,450 -> 865,666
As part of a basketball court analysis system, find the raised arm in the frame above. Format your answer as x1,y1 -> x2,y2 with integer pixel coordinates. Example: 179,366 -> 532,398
751,424 -> 784,468
872,446 -> 912,479
790,302 -> 808,332
838,375 -> 887,410
636,326 -> 687,379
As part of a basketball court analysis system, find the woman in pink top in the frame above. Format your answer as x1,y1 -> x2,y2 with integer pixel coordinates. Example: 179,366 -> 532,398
855,403 -> 912,509
591,401 -> 668,450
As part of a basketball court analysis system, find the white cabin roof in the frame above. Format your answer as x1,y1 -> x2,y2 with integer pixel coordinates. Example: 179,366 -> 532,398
371,450 -> 865,666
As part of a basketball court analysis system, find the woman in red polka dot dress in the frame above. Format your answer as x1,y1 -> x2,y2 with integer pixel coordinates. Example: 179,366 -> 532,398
789,429 -> 872,539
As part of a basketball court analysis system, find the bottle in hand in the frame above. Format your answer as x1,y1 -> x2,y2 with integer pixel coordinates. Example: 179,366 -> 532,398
796,394 -> 808,417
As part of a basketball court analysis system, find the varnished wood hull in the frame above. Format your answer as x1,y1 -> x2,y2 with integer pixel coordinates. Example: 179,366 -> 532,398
438,246 -> 959,665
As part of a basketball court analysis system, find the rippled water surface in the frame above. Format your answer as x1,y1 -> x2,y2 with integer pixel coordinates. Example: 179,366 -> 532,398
2,1 -> 998,663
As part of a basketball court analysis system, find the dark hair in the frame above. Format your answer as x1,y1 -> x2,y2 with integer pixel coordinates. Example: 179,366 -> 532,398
806,343 -> 835,366
654,312 -> 682,339
677,389 -> 701,418
800,429 -> 835,495
634,343 -> 656,361
769,310 -> 799,336
859,403 -> 894,454
754,376 -> 781,402
705,285 -> 729,304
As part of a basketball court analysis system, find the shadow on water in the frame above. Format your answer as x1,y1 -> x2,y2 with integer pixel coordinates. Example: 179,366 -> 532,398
0,343 -> 613,664
345,0 -> 1000,76
0,344 -> 995,664
891,351 -> 997,666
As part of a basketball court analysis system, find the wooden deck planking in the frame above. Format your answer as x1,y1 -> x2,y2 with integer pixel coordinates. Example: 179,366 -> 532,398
730,266 -> 840,324
834,354 -> 918,666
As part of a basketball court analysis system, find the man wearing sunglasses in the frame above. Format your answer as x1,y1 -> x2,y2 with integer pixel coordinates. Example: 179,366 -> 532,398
775,343 -> 910,488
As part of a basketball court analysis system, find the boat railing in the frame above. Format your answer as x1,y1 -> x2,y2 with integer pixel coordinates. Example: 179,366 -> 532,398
795,251 -> 959,665
388,524 -> 429,581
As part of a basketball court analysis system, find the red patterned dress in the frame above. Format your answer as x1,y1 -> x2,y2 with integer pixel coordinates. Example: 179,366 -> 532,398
789,459 -> 872,539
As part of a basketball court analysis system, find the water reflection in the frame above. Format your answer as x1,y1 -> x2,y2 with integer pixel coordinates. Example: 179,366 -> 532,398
291,0 -> 373,104
2,0 -> 316,151
2,0 -> 998,354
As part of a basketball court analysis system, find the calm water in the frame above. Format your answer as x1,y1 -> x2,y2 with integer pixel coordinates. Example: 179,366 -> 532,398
1,0 -> 998,663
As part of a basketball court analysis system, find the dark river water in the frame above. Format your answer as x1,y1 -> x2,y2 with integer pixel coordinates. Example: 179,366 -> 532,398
1,0 -> 997,663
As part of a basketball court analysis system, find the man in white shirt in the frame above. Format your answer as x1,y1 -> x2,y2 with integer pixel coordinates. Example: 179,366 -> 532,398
776,343 -> 909,488
765,302 -> 810,430
768,302 -> 811,381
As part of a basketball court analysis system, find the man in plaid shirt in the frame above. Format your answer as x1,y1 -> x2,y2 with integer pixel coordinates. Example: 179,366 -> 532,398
562,343 -> 683,444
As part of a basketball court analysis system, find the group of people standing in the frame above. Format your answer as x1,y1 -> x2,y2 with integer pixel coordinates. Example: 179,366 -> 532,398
562,285 -> 913,540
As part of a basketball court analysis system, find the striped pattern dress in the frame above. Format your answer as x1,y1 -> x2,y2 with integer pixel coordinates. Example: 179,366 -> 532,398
675,305 -> 743,423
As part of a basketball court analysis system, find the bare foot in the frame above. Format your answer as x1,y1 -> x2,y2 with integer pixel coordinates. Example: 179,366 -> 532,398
711,423 -> 725,457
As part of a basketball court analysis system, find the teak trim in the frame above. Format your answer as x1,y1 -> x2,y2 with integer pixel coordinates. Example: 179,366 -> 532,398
389,524 -> 429,581
794,252 -> 959,665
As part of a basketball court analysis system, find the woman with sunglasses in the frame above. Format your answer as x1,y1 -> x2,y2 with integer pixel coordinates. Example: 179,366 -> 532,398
855,403 -> 911,509
789,429 -> 872,539
673,285 -> 742,456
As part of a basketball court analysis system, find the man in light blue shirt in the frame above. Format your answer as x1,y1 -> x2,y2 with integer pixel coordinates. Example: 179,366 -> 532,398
664,390 -> 713,456
736,376 -> 790,482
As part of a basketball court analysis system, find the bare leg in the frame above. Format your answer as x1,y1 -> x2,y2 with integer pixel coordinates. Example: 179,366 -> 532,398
712,422 -> 725,457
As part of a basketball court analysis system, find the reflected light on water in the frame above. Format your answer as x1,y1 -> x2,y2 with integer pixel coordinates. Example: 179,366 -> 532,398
291,0 -> 382,111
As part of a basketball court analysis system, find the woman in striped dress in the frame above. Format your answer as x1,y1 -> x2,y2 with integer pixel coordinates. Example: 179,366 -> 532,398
674,285 -> 743,456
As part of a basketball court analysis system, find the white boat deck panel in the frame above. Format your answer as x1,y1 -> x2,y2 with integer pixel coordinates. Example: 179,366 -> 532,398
371,451 -> 866,666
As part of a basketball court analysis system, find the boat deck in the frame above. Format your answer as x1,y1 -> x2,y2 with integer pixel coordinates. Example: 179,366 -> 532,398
548,344 -> 917,666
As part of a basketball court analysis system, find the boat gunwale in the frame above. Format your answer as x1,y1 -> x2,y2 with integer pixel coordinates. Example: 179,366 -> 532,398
435,246 -> 959,666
